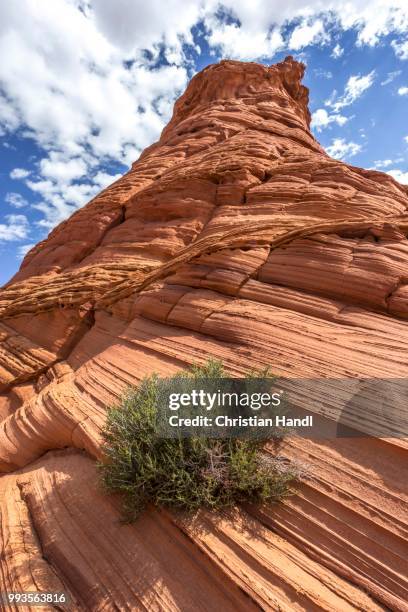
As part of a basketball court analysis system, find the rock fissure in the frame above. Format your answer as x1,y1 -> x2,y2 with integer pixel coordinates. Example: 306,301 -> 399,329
14,478 -> 79,611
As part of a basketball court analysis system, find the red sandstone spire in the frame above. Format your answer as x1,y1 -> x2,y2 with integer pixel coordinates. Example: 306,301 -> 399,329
0,57 -> 408,610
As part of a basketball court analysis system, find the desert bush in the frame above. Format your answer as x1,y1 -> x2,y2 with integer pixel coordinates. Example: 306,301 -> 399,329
99,359 -> 297,520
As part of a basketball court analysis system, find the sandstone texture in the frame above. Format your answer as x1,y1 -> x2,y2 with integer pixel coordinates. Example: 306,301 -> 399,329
0,57 -> 407,611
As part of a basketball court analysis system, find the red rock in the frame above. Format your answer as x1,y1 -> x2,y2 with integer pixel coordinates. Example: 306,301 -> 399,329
1,57 -> 408,610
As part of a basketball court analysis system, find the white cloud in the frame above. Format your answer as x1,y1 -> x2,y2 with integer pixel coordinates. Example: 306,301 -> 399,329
331,43 -> 344,58
311,108 -> 348,131
327,71 -> 376,111
313,68 -> 333,79
0,14 -> 188,160
373,159 -> 400,169
398,86 -> 408,95
0,3 -> 406,91
17,243 -> 35,259
0,93 -> 19,135
92,0 -> 201,61
392,38 -> 408,59
39,152 -> 88,183
405,136 -> 408,143
338,3 -> 408,46
0,214 -> 29,241
387,169 -> 408,184
203,1 -> 408,49
10,167 -> 31,179
0,0 -> 190,230
380,70 -> 401,85
5,192 -> 28,208
206,21 -> 283,60
289,19 -> 327,50
326,138 -> 362,160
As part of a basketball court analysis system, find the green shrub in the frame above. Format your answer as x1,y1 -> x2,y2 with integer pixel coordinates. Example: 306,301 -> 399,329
99,359 -> 297,520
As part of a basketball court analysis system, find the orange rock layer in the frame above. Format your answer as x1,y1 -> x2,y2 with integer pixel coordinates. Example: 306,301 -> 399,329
0,57 -> 407,611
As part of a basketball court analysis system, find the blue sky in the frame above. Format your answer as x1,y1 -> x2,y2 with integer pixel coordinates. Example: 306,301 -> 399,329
1,1 -> 408,286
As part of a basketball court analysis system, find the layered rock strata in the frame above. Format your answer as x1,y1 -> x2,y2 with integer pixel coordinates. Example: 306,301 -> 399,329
1,57 -> 407,611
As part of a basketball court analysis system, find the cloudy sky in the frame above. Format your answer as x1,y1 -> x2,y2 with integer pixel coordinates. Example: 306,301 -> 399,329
1,0 -> 408,285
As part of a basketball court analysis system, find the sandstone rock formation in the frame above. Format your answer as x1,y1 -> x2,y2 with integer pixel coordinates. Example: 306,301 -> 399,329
1,57 -> 407,611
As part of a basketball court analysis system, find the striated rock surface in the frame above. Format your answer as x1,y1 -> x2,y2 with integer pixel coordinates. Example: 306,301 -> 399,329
1,57 -> 408,611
